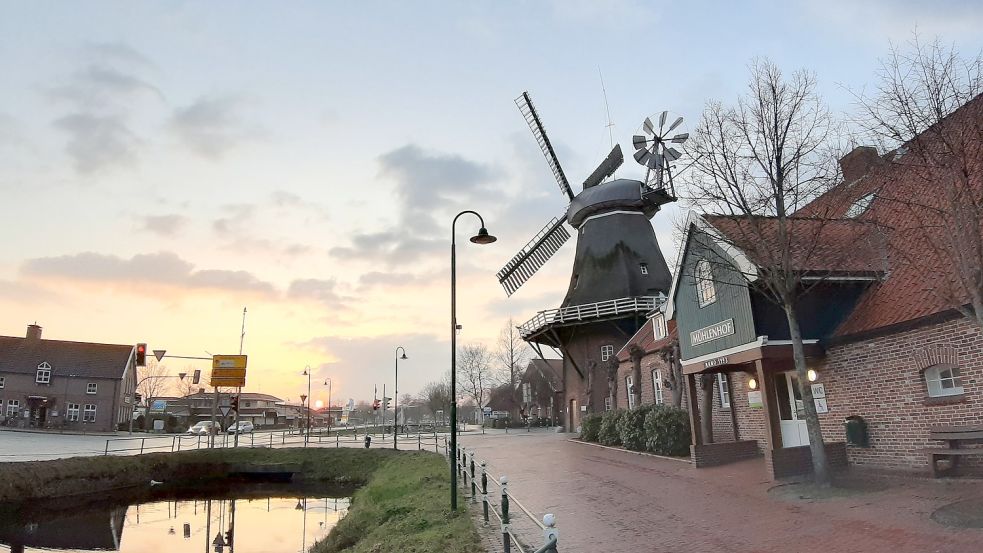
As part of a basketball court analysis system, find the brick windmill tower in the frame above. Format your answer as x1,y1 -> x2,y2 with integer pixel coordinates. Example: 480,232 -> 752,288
499,93 -> 685,430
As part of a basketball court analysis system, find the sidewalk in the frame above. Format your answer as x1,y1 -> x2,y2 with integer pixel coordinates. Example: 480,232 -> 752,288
460,431 -> 983,553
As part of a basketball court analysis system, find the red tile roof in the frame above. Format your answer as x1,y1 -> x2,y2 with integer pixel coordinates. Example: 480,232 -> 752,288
0,335 -> 133,380
616,319 -> 677,362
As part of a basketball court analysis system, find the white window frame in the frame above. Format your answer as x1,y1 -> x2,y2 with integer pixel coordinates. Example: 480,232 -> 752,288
86,382 -> 98,395
603,396 -> 613,411
36,362 -> 51,384
846,193 -> 875,218
652,369 -> 665,405
82,404 -> 97,423
716,373 -> 731,409
67,403 -> 80,422
925,364 -> 964,398
6,400 -> 19,417
652,314 -> 666,340
696,259 -> 717,307
600,345 -> 614,362
0,376 -> 4,388
626,375 -> 636,409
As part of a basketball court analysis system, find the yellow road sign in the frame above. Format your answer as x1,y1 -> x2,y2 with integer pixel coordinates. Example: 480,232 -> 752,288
212,355 -> 247,369
211,375 -> 246,387
211,368 -> 246,378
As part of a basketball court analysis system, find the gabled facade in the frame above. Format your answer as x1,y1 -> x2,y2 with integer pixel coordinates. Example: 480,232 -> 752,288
0,324 -> 136,433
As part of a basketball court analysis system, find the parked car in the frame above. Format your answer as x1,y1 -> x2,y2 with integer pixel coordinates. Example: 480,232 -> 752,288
227,421 -> 255,434
186,421 -> 219,435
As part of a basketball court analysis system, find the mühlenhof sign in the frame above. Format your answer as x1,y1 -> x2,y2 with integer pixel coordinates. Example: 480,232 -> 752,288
689,318 -> 735,347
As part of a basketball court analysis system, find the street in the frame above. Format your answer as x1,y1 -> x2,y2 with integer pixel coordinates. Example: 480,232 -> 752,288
460,430 -> 983,553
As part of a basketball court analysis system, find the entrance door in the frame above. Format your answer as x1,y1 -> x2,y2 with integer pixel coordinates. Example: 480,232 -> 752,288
569,399 -> 579,431
774,372 -> 809,447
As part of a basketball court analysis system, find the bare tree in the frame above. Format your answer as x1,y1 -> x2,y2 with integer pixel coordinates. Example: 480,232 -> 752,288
137,359 -> 171,404
853,35 -> 983,329
682,58 -> 843,485
458,343 -> 493,420
421,380 -> 452,423
493,318 -> 530,389
175,366 -> 201,398
657,337 -> 685,408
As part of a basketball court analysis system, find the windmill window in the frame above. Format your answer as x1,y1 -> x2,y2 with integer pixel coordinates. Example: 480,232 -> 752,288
640,263 -> 649,275
695,259 -> 717,307
925,364 -> 964,398
846,193 -> 875,218
600,345 -> 614,362
36,362 -> 51,384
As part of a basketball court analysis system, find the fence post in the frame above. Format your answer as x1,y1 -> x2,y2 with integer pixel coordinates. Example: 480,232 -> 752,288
177,436 -> 182,452
501,475 -> 510,553
480,461 -> 488,525
470,451 -> 476,503
171,436 -> 176,452
104,440 -> 109,456
542,514 -> 559,552
140,438 -> 145,455
418,433 -> 421,451
336,433 -> 340,448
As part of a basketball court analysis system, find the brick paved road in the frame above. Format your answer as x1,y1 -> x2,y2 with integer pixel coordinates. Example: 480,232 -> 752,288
461,430 -> 983,553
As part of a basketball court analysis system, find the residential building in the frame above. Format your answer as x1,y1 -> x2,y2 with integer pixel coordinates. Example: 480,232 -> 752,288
0,324 -> 137,433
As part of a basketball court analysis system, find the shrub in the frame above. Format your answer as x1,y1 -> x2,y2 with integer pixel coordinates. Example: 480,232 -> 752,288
598,410 -> 624,446
618,405 -> 654,451
579,414 -> 602,442
644,405 -> 691,456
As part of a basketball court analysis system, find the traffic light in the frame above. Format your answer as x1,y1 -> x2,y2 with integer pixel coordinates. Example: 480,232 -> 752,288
230,396 -> 240,412
135,343 -> 147,367
383,397 -> 390,410
372,399 -> 380,411
224,529 -> 233,545
192,369 -> 201,384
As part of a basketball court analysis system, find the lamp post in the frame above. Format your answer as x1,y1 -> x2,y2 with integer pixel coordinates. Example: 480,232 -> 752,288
394,347 -> 408,450
450,210 -> 496,510
302,366 -> 312,447
323,378 -> 332,431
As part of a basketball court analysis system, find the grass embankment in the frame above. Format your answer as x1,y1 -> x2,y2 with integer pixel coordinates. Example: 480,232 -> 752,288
0,447 -> 394,502
313,451 -> 482,553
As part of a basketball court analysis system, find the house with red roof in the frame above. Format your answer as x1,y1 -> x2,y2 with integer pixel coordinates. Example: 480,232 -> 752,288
0,324 -> 137,433
663,96 -> 983,479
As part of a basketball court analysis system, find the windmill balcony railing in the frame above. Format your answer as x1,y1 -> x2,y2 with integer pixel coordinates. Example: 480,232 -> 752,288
519,295 -> 664,338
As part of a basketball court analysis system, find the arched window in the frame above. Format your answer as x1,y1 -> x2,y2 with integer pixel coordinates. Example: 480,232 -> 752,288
696,259 -> 717,307
924,364 -> 964,397
36,362 -> 51,384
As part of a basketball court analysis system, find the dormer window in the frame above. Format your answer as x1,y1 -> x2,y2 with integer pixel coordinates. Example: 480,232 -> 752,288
640,263 -> 649,275
696,259 -> 717,307
652,314 -> 666,339
846,193 -> 875,218
36,362 -> 51,384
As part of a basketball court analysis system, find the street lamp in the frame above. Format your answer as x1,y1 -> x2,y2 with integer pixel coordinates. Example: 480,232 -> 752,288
323,378 -> 332,432
394,346 -> 408,450
450,210 -> 496,510
302,366 -> 312,447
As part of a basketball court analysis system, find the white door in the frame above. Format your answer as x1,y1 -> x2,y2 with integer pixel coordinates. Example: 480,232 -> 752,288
776,372 -> 810,447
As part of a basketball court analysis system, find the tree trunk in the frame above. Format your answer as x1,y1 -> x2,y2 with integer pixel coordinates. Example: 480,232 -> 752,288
630,348 -> 643,409
698,373 -> 715,444
785,302 -> 831,487
670,341 -> 684,408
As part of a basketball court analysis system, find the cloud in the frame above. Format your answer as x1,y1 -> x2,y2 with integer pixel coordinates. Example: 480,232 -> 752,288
802,0 -> 983,40
357,270 -> 440,289
170,96 -> 261,159
53,112 -> 140,174
287,278 -> 348,309
212,204 -> 256,236
139,214 -> 188,237
21,251 -> 275,296
79,42 -> 155,68
0,280 -> 60,304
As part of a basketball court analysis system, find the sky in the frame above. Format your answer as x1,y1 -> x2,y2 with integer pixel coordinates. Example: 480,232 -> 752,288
1,0 -> 981,406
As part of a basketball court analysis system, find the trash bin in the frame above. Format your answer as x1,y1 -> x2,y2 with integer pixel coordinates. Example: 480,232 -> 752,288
844,415 -> 869,447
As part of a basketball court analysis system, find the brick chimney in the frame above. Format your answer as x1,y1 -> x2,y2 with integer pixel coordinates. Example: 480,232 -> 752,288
839,146 -> 882,183
26,323 -> 42,341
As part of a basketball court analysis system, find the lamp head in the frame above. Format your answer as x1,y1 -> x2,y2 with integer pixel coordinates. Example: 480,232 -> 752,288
400,353 -> 408,360
470,227 -> 497,245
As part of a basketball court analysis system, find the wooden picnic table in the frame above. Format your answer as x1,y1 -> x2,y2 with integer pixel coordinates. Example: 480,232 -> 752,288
925,425 -> 983,477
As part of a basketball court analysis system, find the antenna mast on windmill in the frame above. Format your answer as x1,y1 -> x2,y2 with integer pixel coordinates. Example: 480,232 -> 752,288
499,91 -> 685,429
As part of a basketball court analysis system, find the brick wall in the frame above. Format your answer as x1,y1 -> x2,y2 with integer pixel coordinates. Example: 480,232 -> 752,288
766,442 -> 848,479
816,316 -> 983,472
691,440 -> 760,468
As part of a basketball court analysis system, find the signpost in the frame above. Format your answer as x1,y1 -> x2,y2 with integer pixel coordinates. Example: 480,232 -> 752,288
210,355 -> 247,448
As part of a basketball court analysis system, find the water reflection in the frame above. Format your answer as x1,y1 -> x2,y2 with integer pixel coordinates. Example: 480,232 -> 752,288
0,492 -> 349,553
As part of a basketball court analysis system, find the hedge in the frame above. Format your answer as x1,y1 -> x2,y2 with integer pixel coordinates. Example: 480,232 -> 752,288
598,410 -> 624,446
580,414 -> 602,442
644,405 -> 691,456
617,404 -> 654,451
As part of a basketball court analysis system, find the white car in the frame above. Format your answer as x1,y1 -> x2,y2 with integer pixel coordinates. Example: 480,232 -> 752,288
227,421 -> 255,434
186,421 -> 219,435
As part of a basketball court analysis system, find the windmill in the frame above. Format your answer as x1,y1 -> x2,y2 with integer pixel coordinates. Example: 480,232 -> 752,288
499,91 -> 685,429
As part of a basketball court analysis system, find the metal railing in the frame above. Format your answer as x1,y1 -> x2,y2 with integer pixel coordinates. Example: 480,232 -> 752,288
449,443 -> 558,553
518,295 -> 664,338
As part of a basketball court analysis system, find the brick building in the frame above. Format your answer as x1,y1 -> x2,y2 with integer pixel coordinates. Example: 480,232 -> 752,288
657,95 -> 983,479
0,324 -> 137,433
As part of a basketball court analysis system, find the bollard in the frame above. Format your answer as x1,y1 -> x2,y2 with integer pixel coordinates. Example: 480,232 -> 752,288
171,436 -> 176,453
336,433 -> 340,448
177,436 -> 182,452
418,433 -> 421,451
470,452 -> 476,503
501,475 -> 510,553
104,440 -> 109,456
140,438 -> 145,455
542,514 -> 559,552
480,462 -> 489,525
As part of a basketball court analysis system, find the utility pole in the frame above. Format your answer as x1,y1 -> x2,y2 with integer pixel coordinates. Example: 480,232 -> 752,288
234,307 -> 246,447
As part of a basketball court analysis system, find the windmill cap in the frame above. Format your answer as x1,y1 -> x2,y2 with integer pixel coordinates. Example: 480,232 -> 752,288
566,178 -> 659,227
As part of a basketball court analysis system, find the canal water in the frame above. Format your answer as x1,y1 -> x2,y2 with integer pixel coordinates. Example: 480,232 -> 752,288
0,488 -> 350,553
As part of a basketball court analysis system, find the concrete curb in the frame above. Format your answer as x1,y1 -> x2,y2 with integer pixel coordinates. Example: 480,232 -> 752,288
0,427 -> 118,437
568,438 -> 692,464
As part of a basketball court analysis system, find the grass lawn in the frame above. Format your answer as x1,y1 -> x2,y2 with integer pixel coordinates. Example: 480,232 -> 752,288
313,451 -> 483,553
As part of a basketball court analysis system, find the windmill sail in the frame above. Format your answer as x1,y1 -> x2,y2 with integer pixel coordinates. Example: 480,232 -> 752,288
497,216 -> 571,296
515,92 -> 574,201
582,144 -> 624,190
